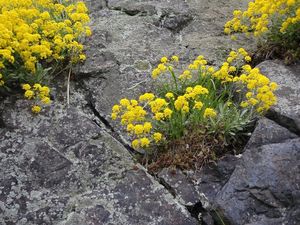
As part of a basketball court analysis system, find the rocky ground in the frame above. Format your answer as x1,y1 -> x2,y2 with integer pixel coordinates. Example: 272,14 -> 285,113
0,0 -> 299,225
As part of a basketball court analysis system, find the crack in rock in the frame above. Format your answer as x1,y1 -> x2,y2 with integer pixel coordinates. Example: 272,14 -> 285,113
155,12 -> 193,33
266,109 -> 300,136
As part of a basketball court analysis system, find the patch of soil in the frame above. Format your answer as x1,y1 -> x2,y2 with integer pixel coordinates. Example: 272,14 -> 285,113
141,125 -> 253,174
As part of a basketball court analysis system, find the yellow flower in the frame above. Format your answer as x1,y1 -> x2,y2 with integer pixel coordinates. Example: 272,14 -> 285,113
127,124 -> 134,132
244,56 -> 252,62
139,93 -> 155,102
111,113 -> 117,120
131,100 -> 138,106
194,101 -> 203,109
229,66 -> 236,72
32,105 -> 41,113
120,98 -> 130,107
132,139 -> 140,149
143,122 -> 152,133
207,67 -> 215,73
197,55 -> 204,60
224,28 -> 231,34
79,54 -> 86,61
270,82 -> 278,91
179,70 -> 192,80
154,112 -> 164,121
152,68 -> 161,79
41,97 -> 51,104
246,92 -> 253,99
33,84 -> 42,90
153,132 -> 162,143
134,124 -> 144,135
158,63 -> 167,72
182,105 -> 190,113
140,137 -> 150,147
240,101 -> 249,108
174,96 -> 188,111
112,105 -> 121,113
165,92 -> 174,99
186,87 -> 193,93
161,56 -> 168,63
24,90 -> 34,99
204,108 -> 217,118
163,108 -> 173,118
149,98 -> 167,113
249,98 -> 259,105
171,55 -> 179,62
40,86 -> 50,96
22,84 -> 31,90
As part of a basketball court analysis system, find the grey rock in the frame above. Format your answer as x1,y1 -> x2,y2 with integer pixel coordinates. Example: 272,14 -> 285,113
190,155 -> 240,204
158,169 -> 200,206
258,60 -> 300,135
215,138 -> 300,225
156,155 -> 240,223
108,1 -> 157,16
0,101 -> 198,225
107,0 -> 191,16
246,117 -> 298,148
84,0 -> 107,13
183,0 -> 249,38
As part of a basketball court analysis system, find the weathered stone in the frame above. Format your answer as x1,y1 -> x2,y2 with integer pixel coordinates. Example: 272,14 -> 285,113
258,60 -> 300,135
84,0 -> 107,13
108,1 -> 157,16
246,117 -> 298,148
155,9 -> 193,32
107,0 -> 190,16
0,102 -> 198,225
190,155 -> 240,204
156,155 -> 240,223
76,10 -> 179,116
215,138 -> 300,225
158,169 -> 200,206
183,0 -> 249,38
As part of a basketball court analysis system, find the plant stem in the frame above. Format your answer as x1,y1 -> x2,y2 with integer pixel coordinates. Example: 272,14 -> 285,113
170,70 -> 178,92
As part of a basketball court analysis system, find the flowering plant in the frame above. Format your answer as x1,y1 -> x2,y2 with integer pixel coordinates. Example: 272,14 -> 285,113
225,0 -> 300,61
0,0 -> 91,112
112,49 -> 278,165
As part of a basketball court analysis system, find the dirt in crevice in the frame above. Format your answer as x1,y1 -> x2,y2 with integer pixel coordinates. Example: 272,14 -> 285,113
142,124 -> 253,174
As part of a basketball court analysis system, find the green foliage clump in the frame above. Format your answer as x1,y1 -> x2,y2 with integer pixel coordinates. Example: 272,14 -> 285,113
225,0 -> 300,62
0,0 -> 91,112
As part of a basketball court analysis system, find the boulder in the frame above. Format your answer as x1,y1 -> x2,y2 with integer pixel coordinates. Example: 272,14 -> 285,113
258,60 -> 300,135
246,118 -> 298,148
0,101 -> 198,225
214,118 -> 300,225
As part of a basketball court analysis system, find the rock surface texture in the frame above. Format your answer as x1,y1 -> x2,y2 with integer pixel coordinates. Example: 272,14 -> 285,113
1,1 -> 300,225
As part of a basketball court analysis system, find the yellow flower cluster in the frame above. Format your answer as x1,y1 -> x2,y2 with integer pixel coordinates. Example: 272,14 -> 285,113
234,66 -> 278,112
0,0 -> 91,83
111,97 -> 163,150
225,0 -> 300,37
173,85 -> 209,114
211,48 -> 277,113
213,48 -> 251,82
0,73 -> 4,86
112,51 -> 278,151
22,83 -> 51,113
151,55 -> 179,79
